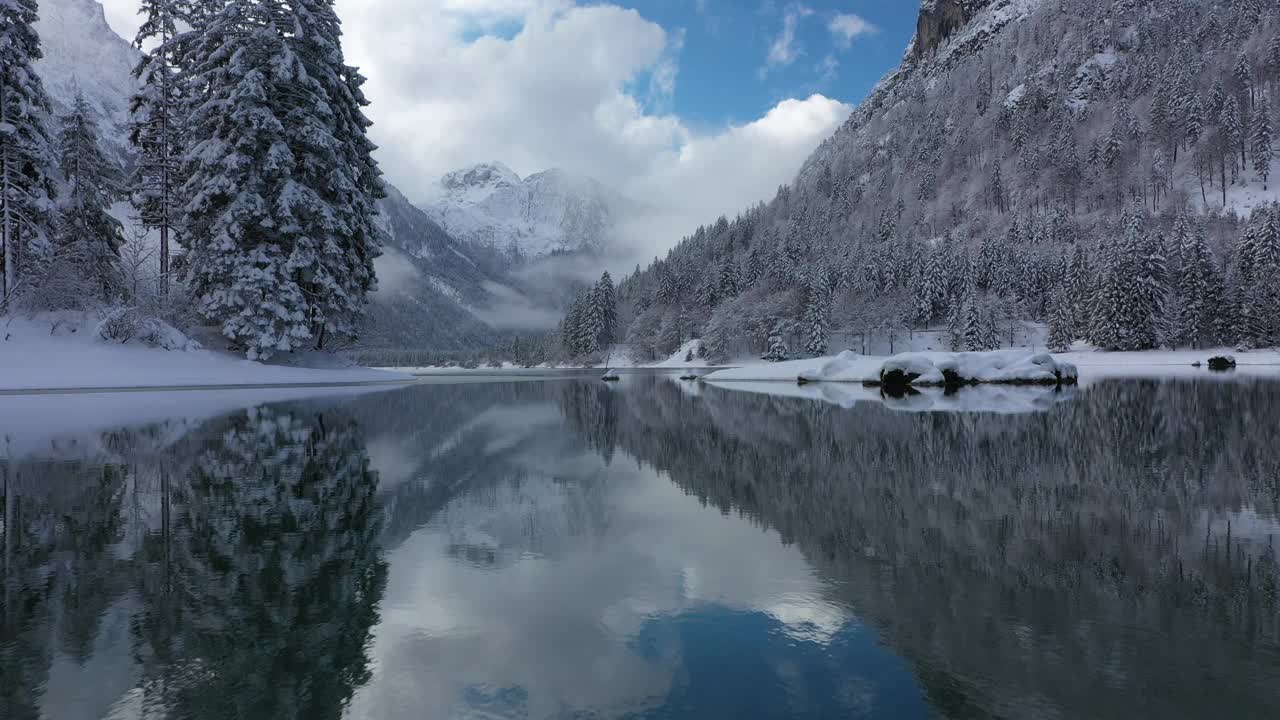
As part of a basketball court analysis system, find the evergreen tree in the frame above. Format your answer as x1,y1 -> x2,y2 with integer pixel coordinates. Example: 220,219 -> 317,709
1175,221 -> 1223,349
284,0 -> 386,349
1133,226 -> 1168,349
802,267 -> 831,357
179,1 -> 307,359
914,250 -> 946,324
952,286 -> 987,352
593,271 -> 617,348
1251,98 -> 1273,190
129,0 -> 186,296
55,94 -> 126,302
695,275 -> 717,309
178,0 -> 383,359
744,245 -> 763,287
1065,243 -> 1092,335
763,324 -> 790,362
1045,288 -> 1074,353
0,0 -> 57,300
1269,35 -> 1280,83
1234,205 -> 1280,346
718,258 -> 739,299
1222,95 -> 1246,175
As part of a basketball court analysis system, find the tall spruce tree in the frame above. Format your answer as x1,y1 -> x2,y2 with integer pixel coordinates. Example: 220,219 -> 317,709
56,94 -> 126,302
1175,221 -> 1223,349
281,0 -> 385,349
0,0 -> 57,301
179,0 -> 384,358
594,271 -> 617,349
1045,288 -> 1074,353
179,1 -> 307,358
1252,98 -> 1273,190
802,266 -> 831,356
129,0 -> 186,296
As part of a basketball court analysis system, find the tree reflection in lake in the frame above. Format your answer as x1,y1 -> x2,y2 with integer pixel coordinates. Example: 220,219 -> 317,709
560,376 -> 1280,718
3,377 -> 1280,719
2,403 -> 385,720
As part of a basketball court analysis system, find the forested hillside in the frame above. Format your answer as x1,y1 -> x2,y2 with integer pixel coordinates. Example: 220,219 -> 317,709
560,0 -> 1280,363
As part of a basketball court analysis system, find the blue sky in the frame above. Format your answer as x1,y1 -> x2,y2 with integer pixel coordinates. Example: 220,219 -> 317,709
626,1 -> 917,129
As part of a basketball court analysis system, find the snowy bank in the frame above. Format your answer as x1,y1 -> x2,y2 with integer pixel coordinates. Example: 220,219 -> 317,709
702,350 -> 1078,387
0,314 -> 412,392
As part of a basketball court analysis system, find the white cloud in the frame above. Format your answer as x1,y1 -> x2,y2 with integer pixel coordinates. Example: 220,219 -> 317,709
828,12 -> 877,49
96,0 -> 850,258
763,3 -> 814,72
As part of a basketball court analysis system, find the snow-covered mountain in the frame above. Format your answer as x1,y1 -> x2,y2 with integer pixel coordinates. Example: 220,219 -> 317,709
584,0 -> 1280,363
34,0 -> 140,162
422,162 -> 627,259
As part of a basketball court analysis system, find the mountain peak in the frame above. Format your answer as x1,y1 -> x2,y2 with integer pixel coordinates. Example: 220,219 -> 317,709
440,162 -> 522,191
424,162 -> 623,258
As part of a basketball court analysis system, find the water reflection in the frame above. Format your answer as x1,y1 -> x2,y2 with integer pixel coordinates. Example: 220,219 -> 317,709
3,404 -> 385,720
2,377 -> 1280,719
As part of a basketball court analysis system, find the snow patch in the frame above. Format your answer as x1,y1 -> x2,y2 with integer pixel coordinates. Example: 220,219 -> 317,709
0,313 -> 411,392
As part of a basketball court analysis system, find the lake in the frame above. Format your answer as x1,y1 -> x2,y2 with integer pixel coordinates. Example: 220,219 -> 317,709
3,375 -> 1280,719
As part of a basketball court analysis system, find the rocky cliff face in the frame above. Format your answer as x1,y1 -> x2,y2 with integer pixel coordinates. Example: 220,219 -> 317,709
912,0 -> 991,57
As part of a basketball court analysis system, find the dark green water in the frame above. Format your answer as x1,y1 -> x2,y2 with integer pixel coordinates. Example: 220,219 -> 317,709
3,376 -> 1280,719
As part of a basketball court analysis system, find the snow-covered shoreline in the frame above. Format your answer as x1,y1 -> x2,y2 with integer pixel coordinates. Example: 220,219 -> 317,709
0,314 -> 412,393
700,348 -> 1280,387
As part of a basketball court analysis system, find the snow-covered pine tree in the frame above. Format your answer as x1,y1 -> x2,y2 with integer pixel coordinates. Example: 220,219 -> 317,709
179,1 -> 312,359
743,245 -> 763,287
1090,231 -> 1132,350
913,249 -> 946,324
1133,223 -> 1168,350
1045,288 -> 1074,353
1269,34 -> 1280,85
1065,242 -> 1092,335
282,0 -> 385,350
1252,97 -> 1273,190
0,0 -> 57,302
1241,205 -> 1280,346
954,287 -> 987,352
179,0 -> 384,359
56,94 -> 125,302
1234,51 -> 1254,108
694,274 -> 717,309
129,0 -> 186,297
763,326 -> 790,362
1177,221 -> 1223,349
594,271 -> 617,348
802,266 -> 831,357
718,258 -> 739,299
1222,95 -> 1246,179
577,289 -> 604,355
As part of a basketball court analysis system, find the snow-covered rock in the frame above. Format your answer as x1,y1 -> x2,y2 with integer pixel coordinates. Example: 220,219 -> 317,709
422,162 -> 629,258
877,351 -> 1077,386
703,350 -> 1077,387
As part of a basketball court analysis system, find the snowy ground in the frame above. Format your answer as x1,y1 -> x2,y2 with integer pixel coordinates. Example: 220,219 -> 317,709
0,313 -> 412,392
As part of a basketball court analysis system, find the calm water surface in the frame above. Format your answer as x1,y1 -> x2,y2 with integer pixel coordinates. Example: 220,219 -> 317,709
3,376 -> 1280,719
